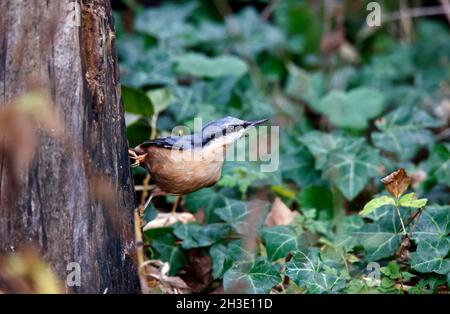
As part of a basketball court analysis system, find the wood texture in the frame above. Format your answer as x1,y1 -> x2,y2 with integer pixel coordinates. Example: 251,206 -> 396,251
0,0 -> 139,293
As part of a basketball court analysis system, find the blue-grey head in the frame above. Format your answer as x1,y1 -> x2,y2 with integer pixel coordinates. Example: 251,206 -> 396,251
200,116 -> 268,147
135,116 -> 268,152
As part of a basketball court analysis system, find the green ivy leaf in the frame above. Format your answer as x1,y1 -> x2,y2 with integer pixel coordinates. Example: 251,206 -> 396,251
143,202 -> 157,224
427,144 -> 450,186
223,258 -> 281,294
214,200 -> 250,234
411,205 -> 450,244
333,215 -> 365,251
298,186 -> 334,218
260,226 -> 302,261
122,85 -> 154,118
372,105 -> 444,160
185,188 -> 227,223
210,240 -> 254,280
398,192 -> 427,208
321,140 -> 381,200
354,207 -> 407,260
317,88 -> 385,130
301,132 -> 381,200
280,146 -> 321,188
285,248 -> 346,293
173,223 -> 230,249
146,88 -> 173,114
411,238 -> 450,275
284,64 -> 326,106
225,7 -> 284,55
174,53 -> 248,78
152,234 -> 187,275
210,243 -> 228,280
299,132 -> 345,169
219,162 -> 271,196
135,2 -> 197,44
360,195 -> 395,216
380,261 -> 401,279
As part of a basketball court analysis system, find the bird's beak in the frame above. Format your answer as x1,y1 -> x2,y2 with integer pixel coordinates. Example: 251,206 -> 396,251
245,118 -> 268,127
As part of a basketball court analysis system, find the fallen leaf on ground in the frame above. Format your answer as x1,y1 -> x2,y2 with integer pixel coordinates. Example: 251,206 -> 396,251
143,212 -> 196,231
265,197 -> 299,227
180,249 -> 213,293
141,260 -> 191,294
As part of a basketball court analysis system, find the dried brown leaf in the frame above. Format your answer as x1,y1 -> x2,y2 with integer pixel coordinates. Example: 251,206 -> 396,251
141,260 -> 191,294
381,168 -> 412,199
265,197 -> 299,227
180,249 -> 213,293
142,212 -> 195,231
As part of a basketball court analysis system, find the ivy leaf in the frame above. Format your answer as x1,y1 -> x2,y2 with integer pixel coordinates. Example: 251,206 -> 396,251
333,215 -> 365,251
225,7 -> 284,55
398,192 -> 428,208
219,162 -> 271,196
284,64 -> 326,106
185,188 -> 227,223
372,105 -> 444,160
300,132 -> 381,200
210,240 -> 254,280
427,144 -> 450,186
411,205 -> 450,244
260,226 -> 302,261
143,202 -> 157,224
317,88 -> 385,130
380,261 -> 401,279
174,53 -> 248,78
280,146 -> 321,188
299,131 -> 345,169
147,88 -> 173,114
298,186 -> 334,218
359,195 -> 395,216
285,248 -> 346,293
210,243 -> 228,280
215,200 -> 249,233
135,2 -> 197,43
321,139 -> 381,201
354,207 -> 407,260
122,86 -> 154,118
411,238 -> 450,275
223,258 -> 281,294
152,234 -> 187,275
173,223 -> 230,249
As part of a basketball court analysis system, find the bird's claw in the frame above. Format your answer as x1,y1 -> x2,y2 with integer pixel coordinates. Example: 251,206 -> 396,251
129,149 -> 147,168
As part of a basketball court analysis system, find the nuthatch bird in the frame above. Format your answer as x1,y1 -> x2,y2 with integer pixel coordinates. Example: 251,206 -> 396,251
129,116 -> 268,196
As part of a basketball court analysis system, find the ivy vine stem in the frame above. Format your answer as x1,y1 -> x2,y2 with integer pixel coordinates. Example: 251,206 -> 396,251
394,200 -> 407,236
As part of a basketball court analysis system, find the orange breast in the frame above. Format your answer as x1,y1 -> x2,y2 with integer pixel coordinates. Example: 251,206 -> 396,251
143,146 -> 225,195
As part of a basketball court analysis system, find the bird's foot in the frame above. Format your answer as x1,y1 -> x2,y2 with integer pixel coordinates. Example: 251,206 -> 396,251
129,149 -> 147,167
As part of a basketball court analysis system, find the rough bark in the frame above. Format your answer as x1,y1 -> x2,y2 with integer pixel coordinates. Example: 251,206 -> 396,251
0,0 -> 139,293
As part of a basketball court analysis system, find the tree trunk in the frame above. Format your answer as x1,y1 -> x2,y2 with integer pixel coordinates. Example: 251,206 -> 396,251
0,0 -> 140,293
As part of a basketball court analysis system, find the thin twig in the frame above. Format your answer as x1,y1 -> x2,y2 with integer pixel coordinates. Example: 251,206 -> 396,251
384,5 -> 450,22
362,276 -> 412,291
404,208 -> 422,229
408,208 -> 424,237
261,0 -> 281,21
134,184 -> 156,191
440,0 -> 450,24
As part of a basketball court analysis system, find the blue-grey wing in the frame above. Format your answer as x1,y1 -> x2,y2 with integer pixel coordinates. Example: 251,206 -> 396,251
139,135 -> 200,150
